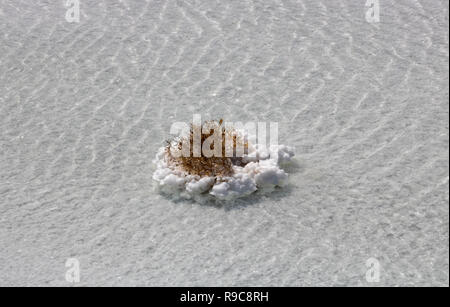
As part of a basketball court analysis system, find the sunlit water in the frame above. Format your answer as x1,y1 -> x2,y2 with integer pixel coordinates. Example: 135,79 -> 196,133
0,0 -> 448,286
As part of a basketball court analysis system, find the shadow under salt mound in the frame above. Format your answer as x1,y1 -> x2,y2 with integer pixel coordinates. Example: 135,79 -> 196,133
154,175 -> 296,211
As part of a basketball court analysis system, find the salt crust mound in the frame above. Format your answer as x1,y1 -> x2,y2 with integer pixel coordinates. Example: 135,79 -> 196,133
153,142 -> 295,201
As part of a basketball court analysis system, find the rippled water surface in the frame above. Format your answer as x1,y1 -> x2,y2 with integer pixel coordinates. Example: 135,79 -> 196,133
0,0 -> 448,286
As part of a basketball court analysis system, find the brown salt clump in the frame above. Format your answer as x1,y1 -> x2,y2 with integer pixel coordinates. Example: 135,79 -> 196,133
165,119 -> 249,177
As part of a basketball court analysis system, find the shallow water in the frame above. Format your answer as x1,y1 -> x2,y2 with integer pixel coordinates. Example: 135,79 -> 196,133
0,0 -> 448,286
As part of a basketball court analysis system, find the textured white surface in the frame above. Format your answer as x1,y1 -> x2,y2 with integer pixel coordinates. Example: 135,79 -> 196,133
0,0 -> 448,286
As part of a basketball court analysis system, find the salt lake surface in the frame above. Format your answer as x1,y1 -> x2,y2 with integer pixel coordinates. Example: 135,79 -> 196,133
0,0 -> 448,286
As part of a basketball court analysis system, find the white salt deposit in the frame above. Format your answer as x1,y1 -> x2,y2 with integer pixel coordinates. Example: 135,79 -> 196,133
152,142 -> 295,200
1,0 -> 448,287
